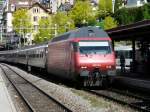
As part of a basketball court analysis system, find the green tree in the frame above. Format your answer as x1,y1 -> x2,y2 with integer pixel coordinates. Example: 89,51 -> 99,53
142,4 -> 150,19
114,0 -> 123,12
114,7 -> 143,25
106,0 -> 112,13
103,16 -> 118,30
113,3 -> 150,26
52,12 -> 75,35
114,8 -> 131,25
12,8 -> 32,36
34,17 -> 52,43
96,20 -> 104,29
98,0 -> 112,18
76,0 -> 88,1
69,1 -> 96,27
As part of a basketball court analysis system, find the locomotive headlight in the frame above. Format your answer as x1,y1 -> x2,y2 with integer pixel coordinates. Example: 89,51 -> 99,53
81,66 -> 87,69
106,65 -> 112,69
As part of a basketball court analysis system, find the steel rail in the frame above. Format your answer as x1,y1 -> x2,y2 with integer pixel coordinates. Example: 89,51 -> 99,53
0,64 -> 33,112
85,89 -> 150,112
0,63 -> 72,112
108,88 -> 150,101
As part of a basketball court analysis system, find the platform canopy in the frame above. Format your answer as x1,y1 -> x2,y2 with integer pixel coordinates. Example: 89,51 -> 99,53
106,20 -> 150,41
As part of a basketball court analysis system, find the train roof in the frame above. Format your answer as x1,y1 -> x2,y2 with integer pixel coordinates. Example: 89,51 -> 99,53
51,26 -> 109,42
19,42 -> 48,50
0,42 -> 48,54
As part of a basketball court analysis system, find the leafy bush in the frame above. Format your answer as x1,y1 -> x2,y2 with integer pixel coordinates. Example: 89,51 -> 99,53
103,16 -> 118,30
114,4 -> 150,25
142,4 -> 150,19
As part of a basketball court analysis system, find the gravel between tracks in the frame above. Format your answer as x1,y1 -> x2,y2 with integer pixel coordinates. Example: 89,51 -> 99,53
6,64 -> 136,112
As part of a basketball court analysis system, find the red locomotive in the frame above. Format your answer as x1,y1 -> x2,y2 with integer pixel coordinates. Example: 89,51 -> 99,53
47,27 -> 116,86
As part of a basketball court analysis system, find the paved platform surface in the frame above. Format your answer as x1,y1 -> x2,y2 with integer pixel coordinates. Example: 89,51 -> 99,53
0,69 -> 17,112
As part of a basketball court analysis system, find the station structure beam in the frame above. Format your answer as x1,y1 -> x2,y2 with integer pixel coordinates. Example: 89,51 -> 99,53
106,20 -> 150,74
107,20 -> 150,41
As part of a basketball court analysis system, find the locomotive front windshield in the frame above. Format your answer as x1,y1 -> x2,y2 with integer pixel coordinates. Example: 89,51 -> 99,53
79,41 -> 111,55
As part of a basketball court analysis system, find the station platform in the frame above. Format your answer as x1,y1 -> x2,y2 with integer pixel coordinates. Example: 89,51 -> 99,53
0,69 -> 17,112
114,66 -> 150,92
114,76 -> 150,90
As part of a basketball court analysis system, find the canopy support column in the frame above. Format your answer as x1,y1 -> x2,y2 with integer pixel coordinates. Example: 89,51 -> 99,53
132,39 -> 136,62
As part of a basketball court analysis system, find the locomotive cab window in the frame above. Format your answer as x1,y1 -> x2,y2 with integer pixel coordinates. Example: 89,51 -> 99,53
78,41 -> 111,55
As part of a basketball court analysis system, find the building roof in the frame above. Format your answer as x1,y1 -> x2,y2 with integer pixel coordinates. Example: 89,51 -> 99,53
9,0 -> 39,9
29,2 -> 51,14
106,20 -> 150,41
58,2 -> 72,12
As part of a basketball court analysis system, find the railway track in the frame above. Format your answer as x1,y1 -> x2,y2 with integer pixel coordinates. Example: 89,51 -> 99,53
0,63 -> 72,112
86,88 -> 150,112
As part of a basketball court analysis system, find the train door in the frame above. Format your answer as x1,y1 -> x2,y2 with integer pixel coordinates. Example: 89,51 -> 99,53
69,42 -> 75,79
44,46 -> 48,69
26,50 -> 29,71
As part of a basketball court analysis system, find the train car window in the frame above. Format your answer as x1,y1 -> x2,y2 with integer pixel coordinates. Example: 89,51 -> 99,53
35,51 -> 37,58
73,42 -> 78,52
38,52 -> 40,58
31,51 -> 33,58
39,52 -> 41,58
41,51 -> 43,58
32,51 -> 34,57
42,51 -> 44,58
37,51 -> 39,58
